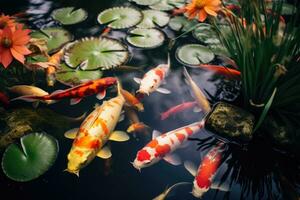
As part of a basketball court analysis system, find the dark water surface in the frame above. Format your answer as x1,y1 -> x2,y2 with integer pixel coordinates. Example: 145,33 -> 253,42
1,0 -> 300,200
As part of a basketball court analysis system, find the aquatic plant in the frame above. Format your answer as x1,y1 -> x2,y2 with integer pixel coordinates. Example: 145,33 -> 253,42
176,44 -> 215,65
2,132 -> 58,182
213,0 -> 300,132
126,28 -> 165,48
51,7 -> 88,25
0,13 -> 16,31
137,10 -> 170,28
0,24 -> 31,68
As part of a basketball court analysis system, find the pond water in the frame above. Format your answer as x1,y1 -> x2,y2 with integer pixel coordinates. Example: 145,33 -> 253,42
1,0 -> 300,200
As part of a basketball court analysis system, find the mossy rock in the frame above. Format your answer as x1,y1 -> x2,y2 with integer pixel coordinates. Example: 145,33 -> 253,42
205,102 -> 255,142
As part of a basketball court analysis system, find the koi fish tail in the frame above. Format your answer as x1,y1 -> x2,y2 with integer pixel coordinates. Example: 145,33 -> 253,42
10,95 -> 41,102
116,79 -> 124,99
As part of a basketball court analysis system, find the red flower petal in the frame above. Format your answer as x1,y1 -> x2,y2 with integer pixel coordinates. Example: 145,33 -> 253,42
10,48 -> 25,64
1,48 -> 13,68
13,45 -> 32,55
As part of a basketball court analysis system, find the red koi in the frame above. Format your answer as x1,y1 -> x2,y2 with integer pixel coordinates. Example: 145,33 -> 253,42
199,64 -> 241,78
160,101 -> 198,120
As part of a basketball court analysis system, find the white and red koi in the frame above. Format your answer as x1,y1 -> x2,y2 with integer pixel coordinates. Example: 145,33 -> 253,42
134,55 -> 171,96
132,120 -> 205,171
184,142 -> 226,198
160,101 -> 199,120
65,81 -> 129,176
183,67 -> 211,114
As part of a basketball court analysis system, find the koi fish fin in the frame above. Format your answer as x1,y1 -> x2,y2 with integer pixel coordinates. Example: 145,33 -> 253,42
96,90 -> 106,100
184,160 -> 197,177
109,131 -> 129,142
70,98 -> 82,105
183,67 -> 192,85
32,101 -> 40,108
118,113 -> 125,122
10,95 -> 37,102
163,153 -> 182,166
157,87 -> 171,94
97,146 -> 112,159
51,89 -> 64,95
133,77 -> 142,84
64,128 -> 79,139
210,182 -> 230,192
152,130 -> 161,139
179,141 -> 189,149
193,106 -> 202,113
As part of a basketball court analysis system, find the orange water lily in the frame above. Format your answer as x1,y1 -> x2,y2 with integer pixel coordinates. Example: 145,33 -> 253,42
185,0 -> 222,22
0,14 -> 16,31
0,24 -> 31,68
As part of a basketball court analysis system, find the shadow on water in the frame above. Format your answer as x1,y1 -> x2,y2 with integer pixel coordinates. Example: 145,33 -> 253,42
1,0 -> 300,200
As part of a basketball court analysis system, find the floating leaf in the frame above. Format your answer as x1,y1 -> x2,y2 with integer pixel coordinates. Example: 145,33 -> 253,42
137,10 -> 170,28
176,44 -> 215,65
130,0 -> 160,6
31,27 -> 73,53
97,7 -> 142,29
168,16 -> 198,32
56,63 -> 103,86
2,133 -> 58,182
64,37 -> 129,70
192,23 -> 220,44
126,28 -> 165,48
51,7 -> 88,25
150,0 -> 185,11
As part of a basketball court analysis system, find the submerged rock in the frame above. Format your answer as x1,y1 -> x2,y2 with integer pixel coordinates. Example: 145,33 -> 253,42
0,107 -> 84,149
205,102 -> 255,142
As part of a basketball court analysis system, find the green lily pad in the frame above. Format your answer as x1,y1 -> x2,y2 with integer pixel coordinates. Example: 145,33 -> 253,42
150,0 -> 185,11
51,7 -> 88,25
130,0 -> 160,6
126,28 -> 165,48
168,16 -> 199,32
64,37 -> 129,70
56,63 -> 103,86
31,27 -> 73,53
97,7 -> 142,29
176,44 -> 215,65
193,23 -> 221,44
208,44 -> 230,57
2,133 -> 58,182
137,10 -> 170,28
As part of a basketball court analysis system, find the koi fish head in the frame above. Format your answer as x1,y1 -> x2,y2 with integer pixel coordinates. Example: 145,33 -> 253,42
192,186 -> 208,198
137,80 -> 158,96
132,148 -> 157,171
67,149 -> 92,175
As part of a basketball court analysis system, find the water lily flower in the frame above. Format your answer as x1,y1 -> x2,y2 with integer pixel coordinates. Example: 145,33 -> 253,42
186,0 -> 221,22
0,24 -> 31,68
0,14 -> 16,31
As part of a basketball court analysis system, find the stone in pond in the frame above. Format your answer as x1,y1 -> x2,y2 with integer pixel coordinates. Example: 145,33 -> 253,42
205,102 -> 255,142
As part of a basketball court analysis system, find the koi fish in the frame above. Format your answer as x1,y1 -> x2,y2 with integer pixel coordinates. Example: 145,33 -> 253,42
101,27 -> 111,37
160,101 -> 200,120
127,122 -> 149,134
153,182 -> 191,200
121,89 -> 144,111
183,67 -> 211,114
132,120 -> 205,171
9,85 -> 54,105
134,55 -> 171,96
0,92 -> 9,107
184,142 -> 226,198
199,64 -> 241,78
11,77 -> 117,105
64,81 -> 129,176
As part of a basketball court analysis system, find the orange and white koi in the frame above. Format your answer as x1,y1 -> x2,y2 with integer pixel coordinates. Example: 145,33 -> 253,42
199,64 -> 241,78
160,101 -> 199,120
184,142 -> 226,198
183,67 -> 211,114
11,77 -> 117,105
134,55 -> 171,96
132,120 -> 205,171
65,81 -> 129,176
121,89 -> 144,111
127,122 -> 149,134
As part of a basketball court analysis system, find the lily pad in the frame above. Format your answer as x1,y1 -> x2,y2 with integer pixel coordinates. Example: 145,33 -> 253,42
137,10 -> 170,28
2,133 -> 58,182
208,44 -> 230,57
31,27 -> 73,53
176,44 -> 215,65
193,23 -> 221,44
51,7 -> 88,25
97,7 -> 142,29
150,0 -> 185,11
64,37 -> 129,70
130,0 -> 160,6
126,28 -> 165,48
56,63 -> 103,86
168,16 -> 198,32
